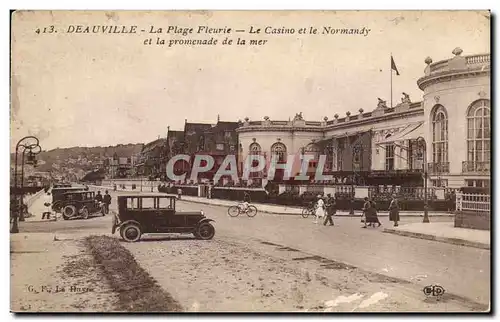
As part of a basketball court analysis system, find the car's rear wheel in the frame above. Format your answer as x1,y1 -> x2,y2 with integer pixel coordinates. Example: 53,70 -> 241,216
121,224 -> 142,242
228,206 -> 240,217
52,201 -> 62,213
80,207 -> 89,219
63,205 -> 76,220
197,222 -> 215,240
246,205 -> 258,217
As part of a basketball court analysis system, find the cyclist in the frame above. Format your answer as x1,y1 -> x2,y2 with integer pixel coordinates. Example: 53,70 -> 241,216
239,191 -> 251,212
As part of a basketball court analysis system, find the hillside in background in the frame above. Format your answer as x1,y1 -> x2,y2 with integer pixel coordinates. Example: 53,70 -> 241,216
11,143 -> 144,180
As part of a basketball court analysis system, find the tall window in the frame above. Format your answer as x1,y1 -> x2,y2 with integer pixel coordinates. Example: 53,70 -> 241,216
353,145 -> 361,170
271,142 -> 287,162
467,100 -> 490,168
198,135 -> 205,151
249,142 -> 262,177
432,105 -> 448,165
305,144 -> 320,169
337,139 -> 344,171
385,137 -> 395,171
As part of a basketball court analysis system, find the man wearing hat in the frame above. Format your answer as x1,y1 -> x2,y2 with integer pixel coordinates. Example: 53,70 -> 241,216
323,193 -> 336,226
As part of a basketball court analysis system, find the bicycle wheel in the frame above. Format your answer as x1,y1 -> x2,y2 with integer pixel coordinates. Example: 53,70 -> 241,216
246,205 -> 258,217
228,206 -> 240,217
301,208 -> 311,218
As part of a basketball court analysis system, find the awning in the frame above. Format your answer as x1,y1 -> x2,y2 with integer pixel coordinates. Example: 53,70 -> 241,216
376,122 -> 423,145
314,130 -> 371,146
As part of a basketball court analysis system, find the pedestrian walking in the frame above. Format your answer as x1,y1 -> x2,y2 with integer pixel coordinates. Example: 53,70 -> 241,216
389,195 -> 400,227
42,192 -> 52,220
323,193 -> 336,226
103,190 -> 112,214
447,190 -> 456,212
370,198 -> 382,227
314,194 -> 325,224
362,197 -> 381,228
177,188 -> 182,200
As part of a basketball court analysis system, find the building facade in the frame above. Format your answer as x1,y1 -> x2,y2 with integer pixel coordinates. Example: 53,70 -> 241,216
237,49 -> 490,189
417,48 -> 490,188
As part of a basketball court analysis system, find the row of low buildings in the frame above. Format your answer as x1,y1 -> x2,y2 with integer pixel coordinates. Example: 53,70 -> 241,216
111,48 -> 490,189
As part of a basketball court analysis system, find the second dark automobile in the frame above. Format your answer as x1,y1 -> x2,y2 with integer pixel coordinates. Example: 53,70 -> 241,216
51,186 -> 85,213
62,191 -> 105,220
112,194 -> 215,242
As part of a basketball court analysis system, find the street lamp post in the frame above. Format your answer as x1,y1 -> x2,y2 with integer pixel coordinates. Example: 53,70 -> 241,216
416,136 -> 430,223
12,136 -> 42,233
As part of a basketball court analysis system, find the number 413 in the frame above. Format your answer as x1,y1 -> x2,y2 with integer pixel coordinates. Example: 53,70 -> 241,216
35,26 -> 55,34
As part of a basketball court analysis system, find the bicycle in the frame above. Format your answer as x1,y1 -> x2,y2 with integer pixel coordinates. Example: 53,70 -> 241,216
228,203 -> 258,217
301,203 -> 316,218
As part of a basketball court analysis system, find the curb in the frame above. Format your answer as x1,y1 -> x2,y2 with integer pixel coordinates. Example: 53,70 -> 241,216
382,228 -> 490,250
180,199 -> 455,217
23,218 -> 58,223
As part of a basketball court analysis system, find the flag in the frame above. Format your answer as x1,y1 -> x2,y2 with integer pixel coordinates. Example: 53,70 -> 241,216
391,56 -> 400,76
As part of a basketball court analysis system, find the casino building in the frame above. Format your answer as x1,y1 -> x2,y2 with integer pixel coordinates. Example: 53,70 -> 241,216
236,48 -> 490,189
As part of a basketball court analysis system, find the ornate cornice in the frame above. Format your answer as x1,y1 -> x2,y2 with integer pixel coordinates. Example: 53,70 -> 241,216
236,108 -> 424,134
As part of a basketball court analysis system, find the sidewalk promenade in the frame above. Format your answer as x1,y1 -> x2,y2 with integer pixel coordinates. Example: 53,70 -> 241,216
89,184 -> 453,217
383,222 -> 490,250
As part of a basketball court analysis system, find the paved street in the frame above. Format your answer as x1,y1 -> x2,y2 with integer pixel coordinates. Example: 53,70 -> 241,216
18,189 -> 490,310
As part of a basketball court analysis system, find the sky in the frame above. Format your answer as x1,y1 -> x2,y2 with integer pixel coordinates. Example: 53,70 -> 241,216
10,10 -> 490,151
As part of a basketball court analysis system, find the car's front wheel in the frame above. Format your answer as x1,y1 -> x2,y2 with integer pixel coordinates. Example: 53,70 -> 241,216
121,224 -> 142,242
80,207 -> 89,219
197,223 -> 215,240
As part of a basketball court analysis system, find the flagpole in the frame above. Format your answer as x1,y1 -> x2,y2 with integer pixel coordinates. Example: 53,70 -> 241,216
390,53 -> 393,108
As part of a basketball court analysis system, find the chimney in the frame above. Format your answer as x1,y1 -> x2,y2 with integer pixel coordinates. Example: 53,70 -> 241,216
185,118 -> 187,124
217,114 -> 220,122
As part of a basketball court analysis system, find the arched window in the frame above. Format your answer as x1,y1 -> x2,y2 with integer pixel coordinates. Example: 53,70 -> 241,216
467,99 -> 490,168
271,142 -> 287,162
432,105 -> 448,166
249,142 -> 261,155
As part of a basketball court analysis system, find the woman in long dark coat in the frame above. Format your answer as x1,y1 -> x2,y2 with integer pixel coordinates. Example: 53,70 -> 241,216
362,197 -> 376,228
389,195 -> 400,227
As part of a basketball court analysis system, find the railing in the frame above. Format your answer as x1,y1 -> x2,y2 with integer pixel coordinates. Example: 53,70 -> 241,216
427,162 -> 450,174
466,54 -> 490,65
462,161 -> 490,173
304,121 -> 322,126
368,186 -> 436,200
456,192 -> 490,213
429,54 -> 490,74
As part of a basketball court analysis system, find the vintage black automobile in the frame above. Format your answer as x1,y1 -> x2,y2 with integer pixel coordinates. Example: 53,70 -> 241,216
51,187 -> 85,212
62,191 -> 105,220
112,194 -> 215,242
